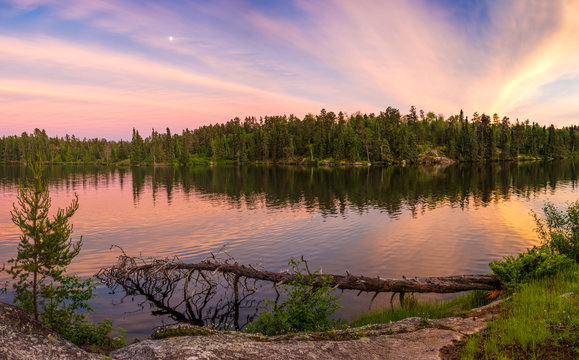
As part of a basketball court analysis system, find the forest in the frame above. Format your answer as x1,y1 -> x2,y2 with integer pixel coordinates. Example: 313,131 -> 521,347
1,107 -> 577,166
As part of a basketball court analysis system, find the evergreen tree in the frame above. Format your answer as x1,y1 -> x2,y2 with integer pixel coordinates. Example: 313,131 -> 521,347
4,157 -> 84,320
3,157 -> 124,348
499,116 -> 511,160
130,128 -> 144,165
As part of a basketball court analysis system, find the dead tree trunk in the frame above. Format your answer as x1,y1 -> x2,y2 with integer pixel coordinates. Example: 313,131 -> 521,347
99,257 -> 501,294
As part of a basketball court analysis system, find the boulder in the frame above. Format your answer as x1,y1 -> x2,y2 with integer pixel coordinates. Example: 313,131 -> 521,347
0,302 -> 104,360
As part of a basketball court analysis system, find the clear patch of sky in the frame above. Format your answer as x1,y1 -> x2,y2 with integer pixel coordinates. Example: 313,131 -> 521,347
243,0 -> 308,21
536,78 -> 579,101
423,0 -> 493,61
426,0 -> 491,31
169,1 -> 344,103
0,2 -> 53,30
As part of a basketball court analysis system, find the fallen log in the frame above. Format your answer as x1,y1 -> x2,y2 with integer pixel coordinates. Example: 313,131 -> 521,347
98,256 -> 501,294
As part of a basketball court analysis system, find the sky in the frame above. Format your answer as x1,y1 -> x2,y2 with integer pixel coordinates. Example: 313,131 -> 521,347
1,0 -> 578,139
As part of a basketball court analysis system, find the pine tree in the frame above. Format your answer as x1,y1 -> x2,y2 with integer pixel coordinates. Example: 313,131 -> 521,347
130,128 -> 144,165
5,157 -> 84,320
2,157 -> 125,348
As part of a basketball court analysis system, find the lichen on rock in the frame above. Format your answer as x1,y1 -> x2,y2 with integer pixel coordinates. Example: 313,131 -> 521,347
0,302 -> 105,360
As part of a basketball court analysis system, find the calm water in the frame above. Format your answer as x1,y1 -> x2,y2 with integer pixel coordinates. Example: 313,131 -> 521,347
0,161 -> 578,340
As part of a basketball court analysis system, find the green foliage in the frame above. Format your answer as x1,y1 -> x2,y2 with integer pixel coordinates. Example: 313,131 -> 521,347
1,111 -> 578,166
535,201 -> 579,262
490,201 -> 579,290
39,274 -> 96,329
489,246 -> 572,290
5,157 -> 82,319
468,201 -> 579,357
38,275 -> 125,348
152,325 -> 217,340
65,319 -> 125,349
245,258 -> 342,335
2,157 -> 124,349
460,263 -> 579,359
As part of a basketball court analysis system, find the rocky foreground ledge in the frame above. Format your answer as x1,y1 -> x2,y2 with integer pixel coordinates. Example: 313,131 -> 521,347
0,300 -> 500,360
0,302 -> 104,360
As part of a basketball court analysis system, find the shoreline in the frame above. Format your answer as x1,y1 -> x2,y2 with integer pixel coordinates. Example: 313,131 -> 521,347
0,156 -> 572,168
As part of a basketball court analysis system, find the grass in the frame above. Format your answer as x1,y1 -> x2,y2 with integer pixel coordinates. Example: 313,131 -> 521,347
351,290 -> 495,327
460,263 -> 579,360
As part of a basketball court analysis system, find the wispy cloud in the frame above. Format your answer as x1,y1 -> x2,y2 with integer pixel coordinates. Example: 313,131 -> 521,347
249,0 -> 579,120
1,0 -> 578,138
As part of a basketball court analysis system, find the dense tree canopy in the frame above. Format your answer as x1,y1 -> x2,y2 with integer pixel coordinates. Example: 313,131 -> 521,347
1,108 -> 577,165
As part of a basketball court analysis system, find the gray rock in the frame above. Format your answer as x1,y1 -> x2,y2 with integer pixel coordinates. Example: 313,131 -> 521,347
0,302 -> 104,360
1,299 -> 495,360
112,316 -> 488,360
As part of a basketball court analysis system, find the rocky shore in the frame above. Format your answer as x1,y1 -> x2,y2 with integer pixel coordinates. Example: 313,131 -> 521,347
0,300 -> 503,360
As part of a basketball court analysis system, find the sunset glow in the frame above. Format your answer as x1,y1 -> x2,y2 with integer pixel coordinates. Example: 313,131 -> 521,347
1,0 -> 578,139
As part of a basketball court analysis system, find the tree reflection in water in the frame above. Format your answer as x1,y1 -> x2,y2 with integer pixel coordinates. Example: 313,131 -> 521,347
97,251 -> 263,330
1,161 -> 577,218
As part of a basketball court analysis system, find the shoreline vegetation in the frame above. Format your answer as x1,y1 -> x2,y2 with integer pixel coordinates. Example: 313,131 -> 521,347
0,155 -> 570,168
1,107 -> 577,167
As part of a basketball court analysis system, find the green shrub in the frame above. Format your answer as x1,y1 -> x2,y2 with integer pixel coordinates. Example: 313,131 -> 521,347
245,258 -> 342,335
489,246 -> 572,290
489,201 -> 579,290
535,201 -> 579,262
38,275 -> 126,348
66,319 -> 125,349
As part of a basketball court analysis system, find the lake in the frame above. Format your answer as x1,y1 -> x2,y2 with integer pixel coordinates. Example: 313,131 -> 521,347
0,161 -> 578,340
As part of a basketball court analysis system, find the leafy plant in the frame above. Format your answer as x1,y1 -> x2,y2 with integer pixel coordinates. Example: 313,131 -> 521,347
534,201 -> 579,262
245,257 -> 342,335
489,246 -> 572,290
489,201 -> 579,290
4,157 -> 84,319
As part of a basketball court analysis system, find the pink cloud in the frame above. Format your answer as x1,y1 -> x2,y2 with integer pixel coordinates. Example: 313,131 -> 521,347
0,35 -> 328,138
249,0 -> 579,122
2,0 -> 579,139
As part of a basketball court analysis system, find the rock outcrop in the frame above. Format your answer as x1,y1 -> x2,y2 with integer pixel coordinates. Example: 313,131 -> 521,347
0,302 -> 104,360
418,148 -> 455,165
112,316 -> 488,360
0,300 -> 500,360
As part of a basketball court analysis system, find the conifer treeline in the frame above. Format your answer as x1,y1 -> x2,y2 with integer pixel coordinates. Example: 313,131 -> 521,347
1,107 -> 577,165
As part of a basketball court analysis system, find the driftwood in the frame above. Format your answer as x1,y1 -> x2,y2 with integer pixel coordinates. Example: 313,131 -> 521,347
96,251 -> 502,329
98,253 -> 501,295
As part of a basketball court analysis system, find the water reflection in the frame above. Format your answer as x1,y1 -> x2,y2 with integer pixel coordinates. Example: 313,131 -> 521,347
98,258 -> 261,330
2,161 -> 577,218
